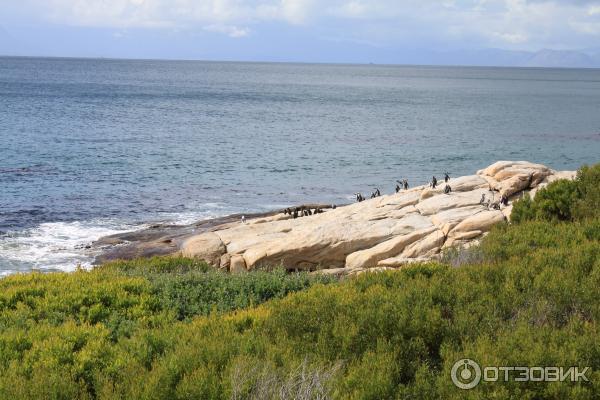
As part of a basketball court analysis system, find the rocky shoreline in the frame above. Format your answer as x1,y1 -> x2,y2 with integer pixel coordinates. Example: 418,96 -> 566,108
93,161 -> 575,275
91,205 -> 337,264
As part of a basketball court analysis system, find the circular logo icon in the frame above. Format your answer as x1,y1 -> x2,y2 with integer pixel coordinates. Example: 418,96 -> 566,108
451,359 -> 481,389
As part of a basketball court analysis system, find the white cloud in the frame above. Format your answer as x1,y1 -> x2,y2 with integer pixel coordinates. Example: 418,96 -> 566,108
6,0 -> 600,47
588,4 -> 600,14
492,31 -> 529,43
204,23 -> 250,37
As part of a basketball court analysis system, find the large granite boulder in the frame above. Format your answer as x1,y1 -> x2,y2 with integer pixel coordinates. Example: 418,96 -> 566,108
179,161 -> 575,274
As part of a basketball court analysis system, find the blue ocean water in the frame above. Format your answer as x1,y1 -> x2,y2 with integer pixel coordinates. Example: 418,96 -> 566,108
1,57 -> 599,274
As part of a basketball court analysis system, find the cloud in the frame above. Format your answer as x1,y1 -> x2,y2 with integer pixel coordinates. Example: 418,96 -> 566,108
492,31 -> 529,43
204,24 -> 250,37
5,0 -> 600,48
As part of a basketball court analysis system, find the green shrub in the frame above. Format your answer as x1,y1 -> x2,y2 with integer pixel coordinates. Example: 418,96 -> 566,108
0,258 -> 336,399
573,164 -> 600,220
511,179 -> 578,223
99,256 -> 211,275
150,268 -> 336,320
511,163 -> 600,223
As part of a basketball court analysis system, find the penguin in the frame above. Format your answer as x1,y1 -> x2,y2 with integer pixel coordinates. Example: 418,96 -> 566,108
395,184 -> 400,193
479,193 -> 486,205
432,176 -> 438,189
375,188 -> 381,197
403,179 -> 409,190
444,172 -> 450,182
444,184 -> 451,194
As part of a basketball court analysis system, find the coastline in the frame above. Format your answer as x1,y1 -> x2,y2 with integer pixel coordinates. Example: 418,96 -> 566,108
93,161 -> 577,275
91,204 -> 338,265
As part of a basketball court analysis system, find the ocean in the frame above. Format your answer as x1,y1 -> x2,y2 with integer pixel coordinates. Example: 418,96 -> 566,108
1,57 -> 599,275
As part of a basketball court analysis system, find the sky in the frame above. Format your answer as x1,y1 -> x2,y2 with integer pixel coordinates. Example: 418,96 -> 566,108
1,0 -> 600,65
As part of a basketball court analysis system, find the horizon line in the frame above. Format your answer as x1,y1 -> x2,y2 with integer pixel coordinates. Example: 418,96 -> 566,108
1,54 -> 599,71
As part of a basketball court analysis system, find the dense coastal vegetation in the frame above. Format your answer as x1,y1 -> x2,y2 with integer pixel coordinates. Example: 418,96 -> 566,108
0,164 -> 598,399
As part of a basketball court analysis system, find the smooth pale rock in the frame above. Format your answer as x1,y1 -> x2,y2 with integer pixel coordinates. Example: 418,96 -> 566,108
400,229 -> 445,258
229,255 -> 247,273
478,161 -> 516,177
449,230 -> 483,241
478,161 -> 549,179
449,210 -> 505,236
180,232 -> 225,266
219,253 -> 231,270
241,213 -> 435,270
447,175 -> 489,192
497,173 -> 531,197
495,166 -> 550,185
430,205 -> 486,232
443,234 -> 485,249
177,161 -> 573,274
501,204 -> 514,220
377,256 -> 431,268
416,190 -> 486,216
377,191 -> 421,209
478,161 -> 553,196
249,214 -> 291,224
479,175 -> 501,191
420,188 -> 442,200
345,227 -> 435,270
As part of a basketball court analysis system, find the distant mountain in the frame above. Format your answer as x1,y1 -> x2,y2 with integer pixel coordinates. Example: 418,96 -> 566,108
383,47 -> 600,68
523,49 -> 596,68
432,48 -> 600,68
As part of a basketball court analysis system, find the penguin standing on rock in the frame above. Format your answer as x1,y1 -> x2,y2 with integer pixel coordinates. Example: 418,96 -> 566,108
444,172 -> 450,182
